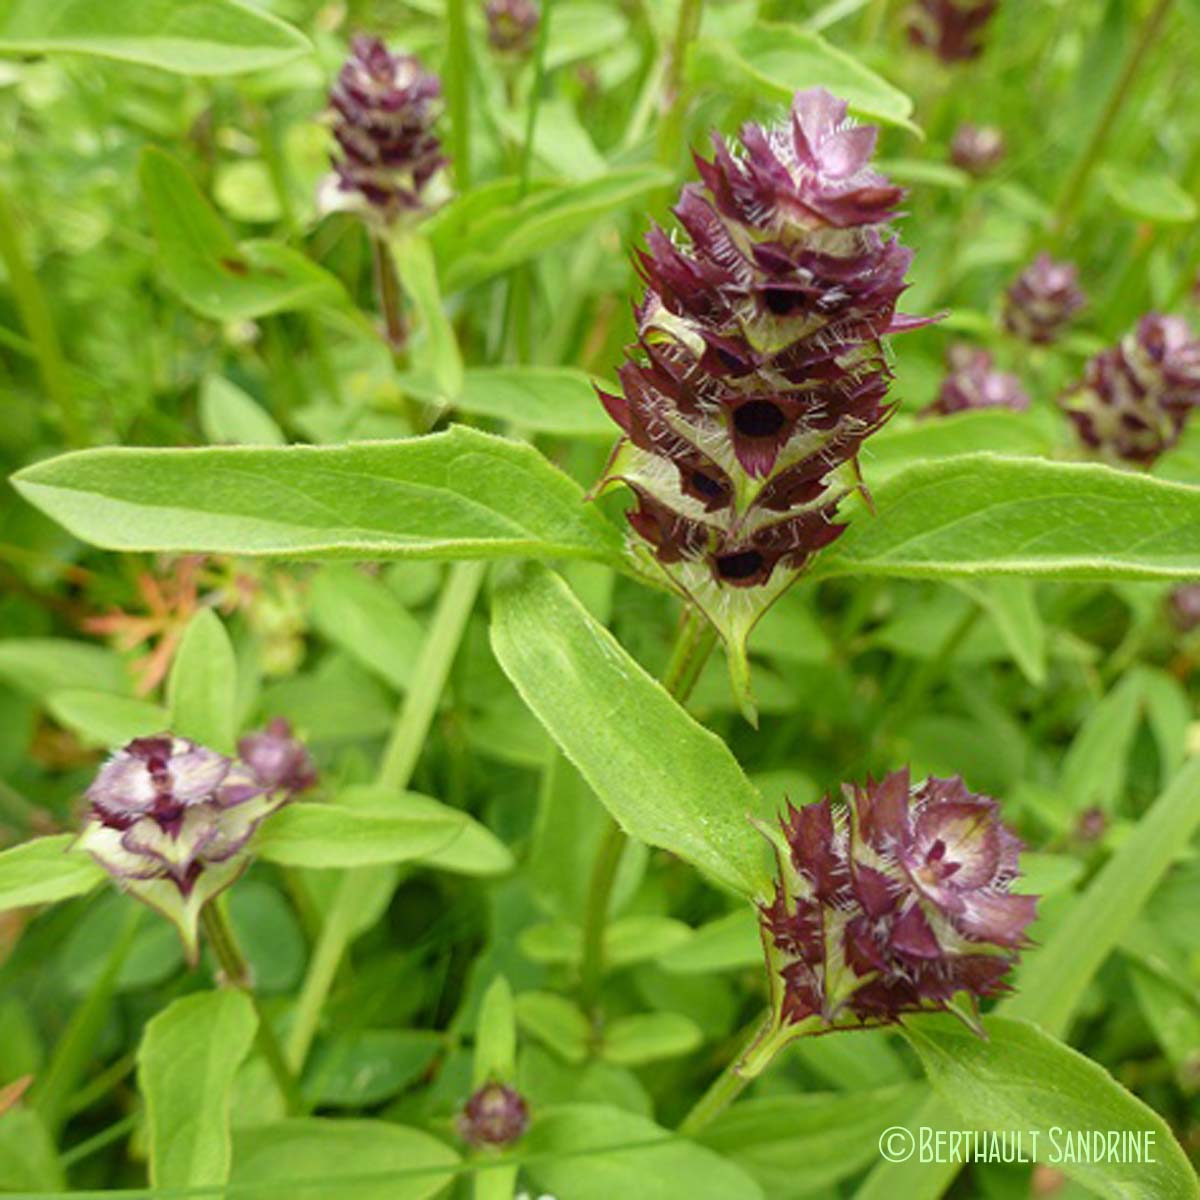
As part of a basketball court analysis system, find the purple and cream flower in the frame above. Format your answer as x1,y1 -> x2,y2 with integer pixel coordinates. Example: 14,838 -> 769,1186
759,769 -> 1036,1033
326,35 -> 447,222
929,344 -> 1028,415
595,89 -> 930,700
485,0 -> 540,58
907,0 -> 999,63
1003,253 -> 1086,345
1060,313 -> 1200,466
949,123 -> 1006,176
457,1082 -> 530,1148
79,727 -> 314,959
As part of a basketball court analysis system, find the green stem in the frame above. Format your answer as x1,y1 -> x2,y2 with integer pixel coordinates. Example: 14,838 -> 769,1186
577,606 -> 718,1015
201,902 -> 303,1116
677,1012 -> 784,1136
1052,0 -> 1174,237
373,231 -> 408,353
518,0 -> 553,199
286,562 -> 486,1073
655,0 -> 704,172
446,0 -> 472,191
0,183 -> 83,446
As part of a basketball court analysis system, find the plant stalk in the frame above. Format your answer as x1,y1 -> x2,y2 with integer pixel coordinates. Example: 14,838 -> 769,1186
445,0 -> 473,191
201,902 -> 303,1115
656,0 -> 705,172
1052,0 -> 1174,236
372,230 -> 409,353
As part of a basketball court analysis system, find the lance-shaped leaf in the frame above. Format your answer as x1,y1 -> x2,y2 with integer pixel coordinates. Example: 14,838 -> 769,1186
0,0 -> 311,75
814,454 -> 1200,582
489,564 -> 771,897
0,836 -> 105,912
11,426 -> 624,565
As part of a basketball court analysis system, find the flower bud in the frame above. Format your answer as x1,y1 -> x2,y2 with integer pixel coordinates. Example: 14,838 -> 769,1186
949,123 -> 1005,176
485,0 -> 540,58
907,0 -> 999,63
759,769 -> 1036,1034
595,89 -> 930,709
1168,583 -> 1200,633
1002,253 -> 1086,345
929,344 -> 1028,415
238,717 -> 318,794
1060,314 -> 1200,465
78,733 -> 295,959
457,1082 -> 529,1148
328,35 -> 446,222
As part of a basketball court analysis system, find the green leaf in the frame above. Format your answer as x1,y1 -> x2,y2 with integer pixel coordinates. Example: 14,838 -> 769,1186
0,1107 -> 64,1192
903,1013 -> 1198,1200
252,803 -> 463,869
138,990 -> 257,1190
200,377 -> 286,446
1127,961 -> 1200,1088
308,566 -> 426,693
0,835 -> 105,912
45,690 -> 169,747
686,22 -> 917,134
473,975 -> 517,1086
167,609 -> 237,753
447,366 -> 616,438
0,0 -> 310,74
658,910 -> 761,975
515,991 -> 591,1064
140,149 -> 348,321
698,1084 -> 926,1199
1103,167 -> 1198,225
0,638 -> 129,699
490,565 -> 771,898
427,167 -> 672,291
231,1120 -> 458,1200
525,1104 -> 765,1200
303,1031 -> 442,1107
602,1013 -> 703,1066
391,233 -> 463,404
956,578 -> 1046,686
1057,671 -> 1144,816
520,916 -> 692,968
814,455 -> 1200,582
12,427 -> 625,565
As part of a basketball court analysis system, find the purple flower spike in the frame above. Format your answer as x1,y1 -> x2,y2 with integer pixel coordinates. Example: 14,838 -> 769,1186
595,90 -> 930,698
1060,314 -> 1200,466
949,123 -> 1006,176
760,769 -> 1036,1033
239,717 -> 318,795
457,1083 -> 529,1148
485,0 -> 540,57
930,344 -> 1028,415
327,35 -> 447,222
78,732 -> 302,960
1003,253 -> 1086,345
907,0 -> 999,63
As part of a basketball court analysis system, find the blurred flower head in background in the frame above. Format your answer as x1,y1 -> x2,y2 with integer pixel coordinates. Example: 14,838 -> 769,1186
485,0 -> 541,58
457,1082 -> 530,1148
1003,252 -> 1086,345
949,122 -> 1006,176
930,344 -> 1029,415
907,0 -> 999,64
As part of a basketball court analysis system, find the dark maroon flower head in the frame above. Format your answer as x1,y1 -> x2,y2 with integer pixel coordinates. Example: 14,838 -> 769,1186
485,0 -> 540,57
760,769 -> 1036,1031
457,1083 -> 529,1148
1168,582 -> 1200,633
1003,253 -> 1086,344
1060,313 -> 1200,466
1074,805 -> 1108,845
929,344 -> 1028,415
329,35 -> 446,220
949,123 -> 1006,175
238,717 -> 318,795
596,89 -> 930,661
907,0 -> 999,63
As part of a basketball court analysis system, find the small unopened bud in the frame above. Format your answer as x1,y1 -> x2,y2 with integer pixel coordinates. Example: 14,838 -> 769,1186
760,769 -> 1036,1032
1074,806 -> 1107,844
907,0 -> 999,63
1167,583 -> 1200,633
949,123 -> 1005,176
1060,313 -> 1200,466
238,718 -> 318,794
457,1083 -> 529,1148
1003,253 -> 1086,345
930,344 -> 1028,415
327,35 -> 446,222
485,0 -> 540,58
